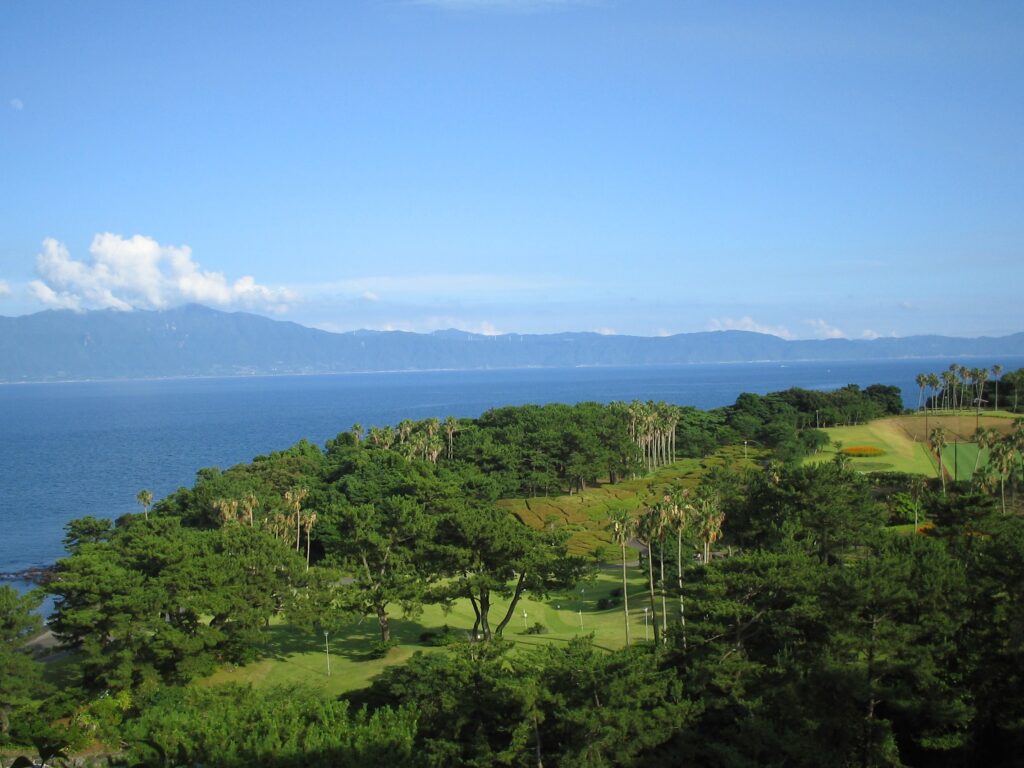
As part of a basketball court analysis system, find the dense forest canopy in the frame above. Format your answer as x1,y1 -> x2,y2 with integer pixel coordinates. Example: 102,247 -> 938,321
3,375 -> 1023,767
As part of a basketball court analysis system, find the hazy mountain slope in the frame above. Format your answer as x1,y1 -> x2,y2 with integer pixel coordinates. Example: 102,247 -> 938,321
2,305 -> 1023,382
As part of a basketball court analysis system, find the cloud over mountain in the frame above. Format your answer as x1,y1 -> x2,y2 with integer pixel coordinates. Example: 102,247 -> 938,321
28,234 -> 296,313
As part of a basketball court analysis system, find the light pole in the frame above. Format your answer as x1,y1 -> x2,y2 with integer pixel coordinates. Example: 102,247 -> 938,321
324,630 -> 331,677
643,607 -> 649,641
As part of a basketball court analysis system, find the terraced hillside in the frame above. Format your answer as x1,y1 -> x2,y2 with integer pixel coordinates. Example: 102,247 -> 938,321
499,445 -> 761,555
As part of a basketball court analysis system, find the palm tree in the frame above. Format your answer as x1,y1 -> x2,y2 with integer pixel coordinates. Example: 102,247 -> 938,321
975,368 -> 989,411
927,373 -> 940,411
351,423 -> 363,443
941,371 -> 955,411
948,365 -> 960,410
695,492 -> 725,564
654,501 -> 672,641
992,364 -> 1003,411
443,416 -> 459,460
424,417 -> 441,459
303,511 -> 318,570
608,508 -> 635,647
284,487 -> 309,552
427,434 -> 444,464
636,504 -> 663,645
973,427 -> 995,476
929,427 -> 948,494
136,489 -> 153,521
213,498 -> 240,526
987,440 -> 1017,515
915,373 -> 927,411
666,484 -> 692,648
240,491 -> 259,527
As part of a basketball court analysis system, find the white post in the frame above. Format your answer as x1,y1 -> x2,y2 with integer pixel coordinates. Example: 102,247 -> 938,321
324,631 -> 331,677
522,609 -> 528,632
644,607 -> 649,641
578,609 -> 583,631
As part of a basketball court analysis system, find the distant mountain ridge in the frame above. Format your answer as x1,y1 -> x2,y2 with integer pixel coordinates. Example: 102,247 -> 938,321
2,304 -> 1023,382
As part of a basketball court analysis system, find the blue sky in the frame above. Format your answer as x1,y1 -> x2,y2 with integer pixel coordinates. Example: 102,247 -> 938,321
1,1 -> 1022,339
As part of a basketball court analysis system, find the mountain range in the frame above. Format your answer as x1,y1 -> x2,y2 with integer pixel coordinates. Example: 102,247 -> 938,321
2,304 -> 1023,382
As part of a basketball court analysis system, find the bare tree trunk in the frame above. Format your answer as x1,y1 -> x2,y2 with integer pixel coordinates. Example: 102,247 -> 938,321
480,591 -> 492,640
646,543 -> 660,645
495,572 -> 528,636
469,595 -> 482,641
659,540 -> 668,642
622,541 -> 631,647
676,529 -> 686,649
376,604 -> 391,643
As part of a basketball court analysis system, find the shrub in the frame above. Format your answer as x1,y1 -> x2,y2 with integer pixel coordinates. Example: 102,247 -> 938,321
596,596 -> 621,611
525,622 -> 548,635
419,625 -> 460,647
367,638 -> 399,659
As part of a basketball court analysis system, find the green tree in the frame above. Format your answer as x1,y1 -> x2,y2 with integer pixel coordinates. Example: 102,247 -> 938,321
327,497 -> 434,644
734,462 -> 883,563
436,503 -> 583,641
824,538 -> 971,766
0,587 -> 45,740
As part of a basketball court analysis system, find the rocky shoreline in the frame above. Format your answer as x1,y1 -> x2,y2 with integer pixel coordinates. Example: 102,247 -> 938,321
0,565 -> 56,585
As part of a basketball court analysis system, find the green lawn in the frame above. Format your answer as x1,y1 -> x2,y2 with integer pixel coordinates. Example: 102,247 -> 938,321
804,418 -> 937,476
200,568 -> 670,697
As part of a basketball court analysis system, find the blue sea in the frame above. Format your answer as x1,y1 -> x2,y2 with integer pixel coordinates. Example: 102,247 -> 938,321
3,358 -> 1021,584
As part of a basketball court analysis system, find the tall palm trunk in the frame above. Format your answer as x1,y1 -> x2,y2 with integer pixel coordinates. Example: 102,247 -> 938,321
676,528 -> 686,649
658,540 -> 668,642
646,542 -> 659,645
621,540 -> 631,647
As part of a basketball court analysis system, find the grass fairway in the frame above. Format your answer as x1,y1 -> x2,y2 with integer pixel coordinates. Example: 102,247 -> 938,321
200,568 -> 668,697
805,411 -> 1018,477
805,418 -> 937,475
500,445 -> 762,555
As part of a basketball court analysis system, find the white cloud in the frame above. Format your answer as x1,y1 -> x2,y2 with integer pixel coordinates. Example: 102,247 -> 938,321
10,98 -> 23,111
708,316 -> 794,340
361,291 -> 380,302
806,318 -> 846,339
594,327 -> 617,336
474,321 -> 502,336
29,234 -> 297,313
861,329 -> 880,340
0,280 -> 10,297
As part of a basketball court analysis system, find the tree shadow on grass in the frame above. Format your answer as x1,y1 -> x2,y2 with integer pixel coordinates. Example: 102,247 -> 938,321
254,615 -> 471,665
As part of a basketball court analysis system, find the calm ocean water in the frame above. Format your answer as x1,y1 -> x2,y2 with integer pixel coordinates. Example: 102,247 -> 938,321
3,357 -> 1022,580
